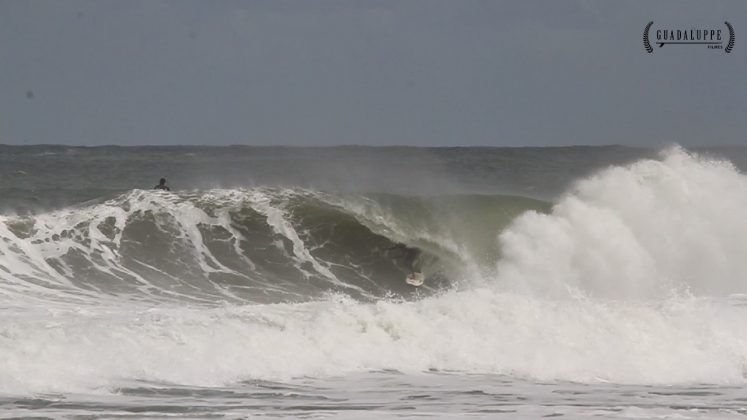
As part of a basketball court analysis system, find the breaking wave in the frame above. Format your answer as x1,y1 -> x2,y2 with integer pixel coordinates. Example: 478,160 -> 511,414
0,189 -> 545,304
3,147 -> 747,393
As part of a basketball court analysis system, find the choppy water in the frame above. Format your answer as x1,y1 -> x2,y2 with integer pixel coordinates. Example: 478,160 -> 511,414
2,145 -> 747,418
5,373 -> 747,419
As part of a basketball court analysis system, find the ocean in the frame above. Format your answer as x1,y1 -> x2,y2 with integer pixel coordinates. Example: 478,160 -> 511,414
1,145 -> 747,419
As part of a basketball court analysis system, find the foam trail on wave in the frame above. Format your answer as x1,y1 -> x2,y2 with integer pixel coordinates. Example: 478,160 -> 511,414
247,190 -> 369,295
142,193 -> 252,302
0,215 -> 99,305
0,191 -> 247,304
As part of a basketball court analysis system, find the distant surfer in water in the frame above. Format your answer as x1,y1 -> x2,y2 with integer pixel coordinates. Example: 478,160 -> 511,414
154,178 -> 170,191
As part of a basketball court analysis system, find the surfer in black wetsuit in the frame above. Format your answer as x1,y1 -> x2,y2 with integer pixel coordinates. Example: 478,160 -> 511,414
154,178 -> 170,191
385,243 -> 421,276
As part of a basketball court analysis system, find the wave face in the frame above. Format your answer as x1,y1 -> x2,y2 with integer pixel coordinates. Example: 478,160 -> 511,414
2,147 -> 747,393
0,189 -> 544,305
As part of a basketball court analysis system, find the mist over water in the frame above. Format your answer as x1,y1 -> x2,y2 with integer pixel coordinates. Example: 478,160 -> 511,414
1,145 -> 747,417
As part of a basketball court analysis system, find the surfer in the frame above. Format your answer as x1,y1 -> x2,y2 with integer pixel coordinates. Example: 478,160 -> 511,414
384,243 -> 421,276
154,178 -> 170,191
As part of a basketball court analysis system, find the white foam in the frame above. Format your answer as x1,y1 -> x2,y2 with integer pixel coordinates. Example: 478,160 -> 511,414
497,147 -> 747,299
2,291 -> 746,394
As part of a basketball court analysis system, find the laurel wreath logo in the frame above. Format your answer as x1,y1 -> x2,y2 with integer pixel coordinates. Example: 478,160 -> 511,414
644,21 -> 735,54
643,21 -> 654,53
725,21 -> 735,53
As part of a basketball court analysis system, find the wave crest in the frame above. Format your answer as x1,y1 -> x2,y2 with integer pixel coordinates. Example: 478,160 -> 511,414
0,189 -> 545,304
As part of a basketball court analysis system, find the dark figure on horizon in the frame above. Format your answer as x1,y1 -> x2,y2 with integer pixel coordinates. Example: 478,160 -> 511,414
154,178 -> 170,191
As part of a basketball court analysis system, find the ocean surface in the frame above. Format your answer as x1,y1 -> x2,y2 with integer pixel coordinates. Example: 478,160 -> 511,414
2,144 -> 747,419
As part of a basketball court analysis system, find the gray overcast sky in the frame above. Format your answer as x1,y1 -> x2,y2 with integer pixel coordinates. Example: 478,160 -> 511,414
1,0 -> 745,147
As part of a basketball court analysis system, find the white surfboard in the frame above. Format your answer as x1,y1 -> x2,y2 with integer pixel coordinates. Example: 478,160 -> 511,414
405,272 -> 425,286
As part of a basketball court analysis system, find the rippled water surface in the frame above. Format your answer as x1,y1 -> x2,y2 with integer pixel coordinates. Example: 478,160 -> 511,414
4,373 -> 746,419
